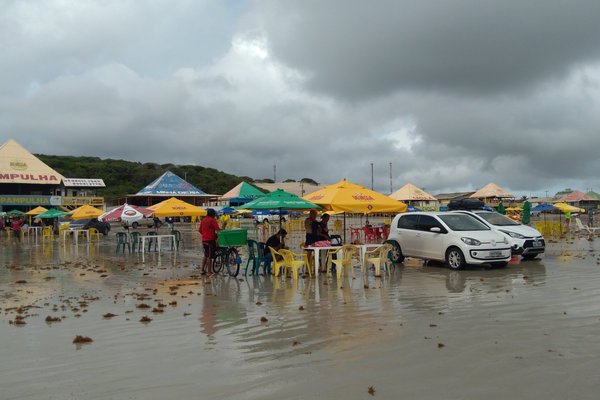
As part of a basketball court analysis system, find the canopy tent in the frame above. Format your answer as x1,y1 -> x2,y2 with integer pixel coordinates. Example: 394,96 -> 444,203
148,197 -> 207,217
135,171 -> 207,197
69,204 -> 105,220
303,179 -> 408,214
389,183 -> 437,202
37,208 -> 69,219
220,181 -> 265,206
100,204 -> 154,222
25,206 -> 48,216
470,183 -> 514,199
0,139 -> 63,185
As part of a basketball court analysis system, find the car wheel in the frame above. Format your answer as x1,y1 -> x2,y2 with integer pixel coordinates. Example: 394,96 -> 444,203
132,222 -> 139,229
522,254 -> 538,260
386,240 -> 405,263
491,261 -> 508,267
446,247 -> 466,270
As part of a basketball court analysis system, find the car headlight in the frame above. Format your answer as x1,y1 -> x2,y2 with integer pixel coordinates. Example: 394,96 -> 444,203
461,237 -> 481,246
499,230 -> 525,239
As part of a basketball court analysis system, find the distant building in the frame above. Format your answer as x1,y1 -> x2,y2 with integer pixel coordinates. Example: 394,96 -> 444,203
433,191 -> 476,206
254,181 -> 326,197
0,139 -> 105,211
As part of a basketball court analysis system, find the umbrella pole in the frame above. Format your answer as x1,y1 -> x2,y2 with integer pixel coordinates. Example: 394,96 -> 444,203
343,212 -> 346,243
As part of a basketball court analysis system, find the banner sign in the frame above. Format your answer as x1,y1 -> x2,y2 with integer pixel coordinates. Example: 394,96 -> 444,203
0,195 -> 62,206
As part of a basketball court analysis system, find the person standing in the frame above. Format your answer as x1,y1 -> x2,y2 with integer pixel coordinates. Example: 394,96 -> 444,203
199,209 -> 220,276
565,211 -> 571,229
315,213 -> 331,241
304,209 -> 318,245
588,208 -> 594,227
11,218 -> 22,241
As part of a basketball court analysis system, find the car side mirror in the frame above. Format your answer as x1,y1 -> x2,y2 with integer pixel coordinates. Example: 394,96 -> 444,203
430,227 -> 442,233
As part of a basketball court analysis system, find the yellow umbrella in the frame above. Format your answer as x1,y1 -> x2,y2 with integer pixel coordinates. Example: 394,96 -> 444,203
553,202 -> 585,213
505,207 -> 523,212
70,204 -> 105,220
150,197 -> 207,217
303,179 -> 407,213
25,206 -> 48,216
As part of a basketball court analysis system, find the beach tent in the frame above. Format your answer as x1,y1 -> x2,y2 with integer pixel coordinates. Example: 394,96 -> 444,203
220,182 -> 265,206
470,183 -> 514,199
69,204 -> 105,220
26,206 -> 48,216
304,179 -> 407,214
135,171 -> 207,196
149,197 -> 207,217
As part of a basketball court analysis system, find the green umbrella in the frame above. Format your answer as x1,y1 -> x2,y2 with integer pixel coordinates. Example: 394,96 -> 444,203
37,208 -> 69,219
521,201 -> 531,225
497,202 -> 505,215
7,209 -> 25,216
236,189 -> 320,228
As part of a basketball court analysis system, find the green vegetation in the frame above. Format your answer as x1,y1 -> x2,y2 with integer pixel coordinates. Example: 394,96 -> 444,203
36,154 -> 253,201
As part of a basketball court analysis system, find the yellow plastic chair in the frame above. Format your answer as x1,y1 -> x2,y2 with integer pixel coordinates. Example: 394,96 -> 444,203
279,249 -> 310,280
89,227 -> 101,241
363,243 -> 393,277
269,247 -> 288,277
58,225 -> 70,241
41,226 -> 53,241
299,242 -> 315,276
329,244 -> 359,280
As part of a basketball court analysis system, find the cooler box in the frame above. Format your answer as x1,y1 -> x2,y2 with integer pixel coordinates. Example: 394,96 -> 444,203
217,229 -> 248,246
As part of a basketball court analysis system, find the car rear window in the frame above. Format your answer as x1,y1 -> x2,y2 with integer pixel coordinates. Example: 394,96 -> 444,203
438,214 -> 490,231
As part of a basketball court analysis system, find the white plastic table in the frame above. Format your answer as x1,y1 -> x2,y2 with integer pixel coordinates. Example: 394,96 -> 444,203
27,226 -> 43,239
141,234 -> 175,253
304,244 -> 382,274
62,229 -> 90,245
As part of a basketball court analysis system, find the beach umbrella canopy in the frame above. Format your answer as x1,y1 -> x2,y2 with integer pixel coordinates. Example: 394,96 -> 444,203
553,202 -> 585,213
37,208 -> 69,219
218,206 -> 238,215
100,204 -> 154,222
521,201 -> 531,225
497,202 -> 505,215
531,203 -> 557,212
25,206 -> 48,216
303,179 -> 407,213
7,209 -> 25,216
69,204 -> 105,220
149,197 -> 207,217
240,189 -> 319,211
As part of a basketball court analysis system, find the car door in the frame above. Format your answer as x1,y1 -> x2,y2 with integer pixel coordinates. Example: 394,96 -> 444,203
414,215 -> 447,260
395,214 -> 419,256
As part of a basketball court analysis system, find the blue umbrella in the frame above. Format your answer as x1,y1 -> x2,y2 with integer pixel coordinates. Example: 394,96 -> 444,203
219,206 -> 237,215
531,203 -> 557,212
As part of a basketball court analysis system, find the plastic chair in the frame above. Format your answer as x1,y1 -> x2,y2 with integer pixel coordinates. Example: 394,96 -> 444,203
115,232 -> 131,253
363,226 -> 377,243
268,247 -> 288,277
245,240 -> 268,275
89,227 -> 101,241
279,249 -> 310,280
171,230 -> 184,250
328,244 -> 358,280
41,226 -> 53,241
146,231 -> 158,252
350,227 -> 362,243
299,242 -> 315,275
130,231 -> 142,252
363,243 -> 393,277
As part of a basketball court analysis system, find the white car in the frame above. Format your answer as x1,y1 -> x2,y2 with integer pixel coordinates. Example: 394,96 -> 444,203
453,210 -> 545,259
387,212 -> 511,269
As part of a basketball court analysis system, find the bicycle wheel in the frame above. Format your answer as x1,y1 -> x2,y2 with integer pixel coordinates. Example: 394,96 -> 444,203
226,248 -> 241,277
212,248 -> 224,274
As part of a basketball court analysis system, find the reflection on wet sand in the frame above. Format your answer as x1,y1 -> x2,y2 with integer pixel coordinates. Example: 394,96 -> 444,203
2,233 -> 600,399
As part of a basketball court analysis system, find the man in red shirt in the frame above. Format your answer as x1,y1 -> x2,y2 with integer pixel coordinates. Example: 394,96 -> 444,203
199,208 -> 220,276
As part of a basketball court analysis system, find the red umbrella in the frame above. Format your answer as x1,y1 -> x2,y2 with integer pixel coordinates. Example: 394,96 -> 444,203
100,204 -> 153,222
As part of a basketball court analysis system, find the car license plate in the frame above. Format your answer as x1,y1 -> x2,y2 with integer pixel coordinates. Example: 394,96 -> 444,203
533,241 -> 542,247
489,251 -> 503,257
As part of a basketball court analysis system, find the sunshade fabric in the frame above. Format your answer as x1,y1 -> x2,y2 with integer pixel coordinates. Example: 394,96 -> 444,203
7,209 -> 26,215
531,203 -> 558,212
553,202 -> 585,213
238,189 -> 319,210
390,183 -> 437,201
149,197 -> 207,217
470,182 -> 514,199
136,171 -> 207,196
100,204 -> 154,222
25,206 -> 48,216
37,208 -> 69,219
69,204 -> 105,220
303,179 -> 407,213
220,181 -> 265,200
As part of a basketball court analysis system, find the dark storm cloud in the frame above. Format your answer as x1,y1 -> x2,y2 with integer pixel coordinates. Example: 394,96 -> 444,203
258,0 -> 600,99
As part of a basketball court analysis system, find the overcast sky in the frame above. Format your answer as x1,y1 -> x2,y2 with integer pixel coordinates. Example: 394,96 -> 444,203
3,0 -> 600,197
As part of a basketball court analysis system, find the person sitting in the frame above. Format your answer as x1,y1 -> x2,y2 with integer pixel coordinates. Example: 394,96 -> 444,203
264,229 -> 287,274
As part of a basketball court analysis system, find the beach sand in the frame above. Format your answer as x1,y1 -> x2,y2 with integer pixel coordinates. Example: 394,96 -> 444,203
1,227 -> 599,399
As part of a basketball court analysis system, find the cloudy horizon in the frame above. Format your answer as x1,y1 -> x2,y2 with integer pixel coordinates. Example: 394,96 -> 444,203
3,0 -> 600,197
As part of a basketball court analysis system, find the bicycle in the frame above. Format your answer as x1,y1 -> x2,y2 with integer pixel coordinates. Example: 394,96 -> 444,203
212,246 -> 242,277
212,229 -> 247,277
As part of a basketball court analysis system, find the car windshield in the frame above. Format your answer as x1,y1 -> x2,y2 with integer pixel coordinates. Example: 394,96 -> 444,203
438,214 -> 490,231
474,212 -> 519,226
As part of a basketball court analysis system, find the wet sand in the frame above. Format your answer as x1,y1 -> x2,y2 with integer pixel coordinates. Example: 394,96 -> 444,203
1,230 -> 600,400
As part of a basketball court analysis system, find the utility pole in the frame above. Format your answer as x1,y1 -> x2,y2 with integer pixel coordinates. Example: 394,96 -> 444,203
389,162 -> 392,194
273,165 -> 276,182
370,163 -> 374,190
